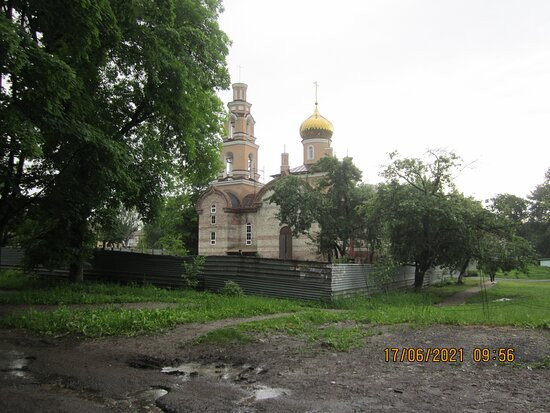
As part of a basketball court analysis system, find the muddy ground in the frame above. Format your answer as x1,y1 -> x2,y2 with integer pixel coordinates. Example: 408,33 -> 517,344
1,312 -> 548,413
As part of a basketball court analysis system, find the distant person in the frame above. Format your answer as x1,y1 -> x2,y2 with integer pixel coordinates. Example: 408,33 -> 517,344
489,273 -> 495,283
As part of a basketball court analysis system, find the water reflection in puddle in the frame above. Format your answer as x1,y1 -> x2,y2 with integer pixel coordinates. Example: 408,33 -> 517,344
252,385 -> 289,400
160,361 -> 290,402
161,362 -> 243,381
0,350 -> 31,378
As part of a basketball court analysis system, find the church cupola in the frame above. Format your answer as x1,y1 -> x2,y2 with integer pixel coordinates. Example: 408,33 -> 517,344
300,82 -> 334,165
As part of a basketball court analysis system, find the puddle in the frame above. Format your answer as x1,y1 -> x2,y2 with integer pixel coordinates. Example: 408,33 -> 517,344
127,387 -> 169,412
0,350 -> 33,379
161,362 -> 245,381
160,361 -> 290,403
252,385 -> 290,400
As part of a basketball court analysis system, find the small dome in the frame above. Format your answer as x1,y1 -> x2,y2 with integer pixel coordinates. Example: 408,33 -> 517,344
299,105 -> 333,139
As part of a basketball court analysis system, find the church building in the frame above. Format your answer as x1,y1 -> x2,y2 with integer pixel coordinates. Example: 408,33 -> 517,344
196,83 -> 334,260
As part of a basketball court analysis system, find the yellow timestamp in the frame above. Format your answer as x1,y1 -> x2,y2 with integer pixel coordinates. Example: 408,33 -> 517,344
472,347 -> 516,363
384,347 -> 516,363
384,347 -> 464,363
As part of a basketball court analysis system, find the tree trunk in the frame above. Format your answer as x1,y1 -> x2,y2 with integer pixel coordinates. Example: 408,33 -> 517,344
69,221 -> 86,282
457,259 -> 469,285
414,264 -> 426,291
69,259 -> 84,282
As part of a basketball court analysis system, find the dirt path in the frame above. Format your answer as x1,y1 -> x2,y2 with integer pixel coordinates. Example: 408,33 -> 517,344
436,281 -> 496,307
1,322 -> 548,413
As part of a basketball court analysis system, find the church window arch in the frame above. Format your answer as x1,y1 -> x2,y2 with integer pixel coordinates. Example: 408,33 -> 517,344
248,153 -> 254,178
225,152 -> 233,175
307,145 -> 314,161
228,114 -> 237,139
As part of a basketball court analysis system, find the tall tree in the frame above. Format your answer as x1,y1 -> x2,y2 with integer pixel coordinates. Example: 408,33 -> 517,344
268,156 -> 371,261
525,168 -> 550,257
488,194 -> 529,226
141,189 -> 202,256
367,150 -> 534,289
1,1 -> 229,280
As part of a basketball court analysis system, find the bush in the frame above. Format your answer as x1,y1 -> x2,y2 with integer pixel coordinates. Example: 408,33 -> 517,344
0,268 -> 39,289
182,256 -> 205,288
466,269 -> 480,277
220,280 -> 244,296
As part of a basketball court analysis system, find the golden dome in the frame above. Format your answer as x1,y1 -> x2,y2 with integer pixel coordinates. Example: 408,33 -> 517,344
299,105 -> 333,139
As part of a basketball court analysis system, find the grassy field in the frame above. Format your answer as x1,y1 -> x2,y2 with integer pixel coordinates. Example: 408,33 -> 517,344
1,270 -> 548,347
199,280 -> 550,350
496,264 -> 550,280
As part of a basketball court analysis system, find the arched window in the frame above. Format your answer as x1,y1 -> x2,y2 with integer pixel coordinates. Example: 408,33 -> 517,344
308,145 -> 314,161
228,114 -> 237,139
248,154 -> 254,178
225,152 -> 233,175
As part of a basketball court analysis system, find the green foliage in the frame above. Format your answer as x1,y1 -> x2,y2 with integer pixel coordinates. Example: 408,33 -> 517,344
141,190 -> 202,255
0,291 -> 309,337
366,150 -> 535,289
268,157 -> 374,261
368,247 -> 400,293
220,280 -> 244,296
0,269 -> 41,289
496,264 -> 550,280
1,1 -> 230,281
182,255 -> 205,288
95,206 -> 140,248
488,194 -> 529,225
525,168 -> 550,257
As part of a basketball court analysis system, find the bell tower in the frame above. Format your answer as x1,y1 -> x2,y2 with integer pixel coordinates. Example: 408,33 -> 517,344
219,83 -> 260,181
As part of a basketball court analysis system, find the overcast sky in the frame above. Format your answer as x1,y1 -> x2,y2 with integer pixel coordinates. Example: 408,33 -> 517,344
217,0 -> 550,201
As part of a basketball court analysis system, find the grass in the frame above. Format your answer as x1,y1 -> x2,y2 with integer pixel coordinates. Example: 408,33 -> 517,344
496,265 -> 550,280
1,270 -> 548,349
0,269 -> 197,305
198,280 -> 549,351
0,293 -> 310,337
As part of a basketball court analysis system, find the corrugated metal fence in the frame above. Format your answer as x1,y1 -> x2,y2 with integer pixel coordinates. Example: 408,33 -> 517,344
0,247 -> 192,288
202,256 -> 332,300
1,248 -> 454,299
331,264 -> 454,297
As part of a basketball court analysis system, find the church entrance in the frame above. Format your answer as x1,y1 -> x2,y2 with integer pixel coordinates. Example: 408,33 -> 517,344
279,226 -> 292,260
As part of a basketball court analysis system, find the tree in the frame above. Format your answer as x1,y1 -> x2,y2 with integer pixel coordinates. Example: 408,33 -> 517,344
96,206 -> 140,248
268,157 -> 371,261
367,150 -> 534,289
525,168 -> 550,257
1,1 -> 230,280
140,190 -> 201,256
488,194 -> 529,226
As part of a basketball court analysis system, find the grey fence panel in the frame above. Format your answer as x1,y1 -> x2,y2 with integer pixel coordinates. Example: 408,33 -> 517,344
332,264 -> 455,297
203,256 -> 332,300
331,264 -> 369,296
0,248 -> 24,268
